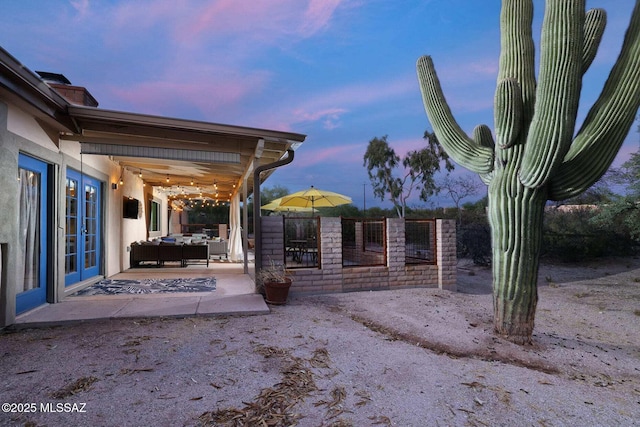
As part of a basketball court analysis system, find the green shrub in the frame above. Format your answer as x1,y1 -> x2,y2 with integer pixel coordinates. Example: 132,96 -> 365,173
542,206 -> 636,261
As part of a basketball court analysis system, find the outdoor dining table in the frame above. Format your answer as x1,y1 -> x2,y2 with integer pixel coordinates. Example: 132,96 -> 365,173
289,240 -> 308,262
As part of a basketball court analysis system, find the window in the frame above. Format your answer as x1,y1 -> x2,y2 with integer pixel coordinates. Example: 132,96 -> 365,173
150,199 -> 160,232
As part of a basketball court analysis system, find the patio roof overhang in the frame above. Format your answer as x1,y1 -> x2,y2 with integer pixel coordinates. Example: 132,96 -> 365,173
61,106 -> 306,203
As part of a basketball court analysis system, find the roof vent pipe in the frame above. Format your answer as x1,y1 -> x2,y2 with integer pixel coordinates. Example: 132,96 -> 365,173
253,149 -> 295,273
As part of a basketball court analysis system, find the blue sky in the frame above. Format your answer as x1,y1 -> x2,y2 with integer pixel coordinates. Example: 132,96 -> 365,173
1,0 -> 638,209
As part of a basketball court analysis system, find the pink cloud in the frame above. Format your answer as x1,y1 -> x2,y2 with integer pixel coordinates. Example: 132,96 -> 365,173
69,0 -> 90,18
468,61 -> 499,77
298,0 -> 343,37
294,144 -> 365,168
108,69 -> 269,119
436,58 -> 498,85
110,1 -> 178,32
293,108 -> 348,130
390,137 -> 430,158
243,73 -> 421,132
107,0 -> 351,48
288,75 -> 417,128
292,136 -> 443,179
175,0 -> 297,43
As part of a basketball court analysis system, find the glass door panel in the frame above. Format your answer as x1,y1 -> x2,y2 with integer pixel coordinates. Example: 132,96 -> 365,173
65,175 -> 79,284
16,154 -> 48,314
82,178 -> 100,278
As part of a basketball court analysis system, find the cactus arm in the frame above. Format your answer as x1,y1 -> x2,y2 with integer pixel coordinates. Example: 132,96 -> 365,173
416,56 -> 494,174
473,124 -> 495,150
473,124 -> 495,185
582,8 -> 607,73
549,1 -> 640,201
494,0 -> 535,183
498,0 -> 536,125
519,0 -> 585,189
495,79 -> 523,149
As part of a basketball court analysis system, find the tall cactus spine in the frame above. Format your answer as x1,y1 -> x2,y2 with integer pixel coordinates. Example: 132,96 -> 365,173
417,0 -> 640,344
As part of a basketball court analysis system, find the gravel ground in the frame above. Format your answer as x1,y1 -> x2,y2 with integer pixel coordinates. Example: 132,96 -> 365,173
1,257 -> 639,427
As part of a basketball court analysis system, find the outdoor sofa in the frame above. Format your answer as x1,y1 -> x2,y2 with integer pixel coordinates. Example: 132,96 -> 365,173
130,241 -> 209,267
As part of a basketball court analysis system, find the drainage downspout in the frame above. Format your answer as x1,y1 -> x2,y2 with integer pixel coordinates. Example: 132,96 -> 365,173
253,149 -> 294,273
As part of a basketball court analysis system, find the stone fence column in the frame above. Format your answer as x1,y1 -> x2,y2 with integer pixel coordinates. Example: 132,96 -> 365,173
436,219 -> 456,291
260,216 -> 285,266
386,218 -> 404,286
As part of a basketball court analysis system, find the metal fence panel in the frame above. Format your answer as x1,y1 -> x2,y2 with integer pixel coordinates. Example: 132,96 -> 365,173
341,218 -> 386,267
283,216 -> 320,268
405,219 -> 436,264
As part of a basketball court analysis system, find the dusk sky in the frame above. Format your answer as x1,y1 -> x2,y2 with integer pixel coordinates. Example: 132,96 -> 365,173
1,0 -> 638,209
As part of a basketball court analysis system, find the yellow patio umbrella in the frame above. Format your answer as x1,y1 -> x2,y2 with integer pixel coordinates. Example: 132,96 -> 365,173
261,197 -> 314,213
277,186 -> 352,213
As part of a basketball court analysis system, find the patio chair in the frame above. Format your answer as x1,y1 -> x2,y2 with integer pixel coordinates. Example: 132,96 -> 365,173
306,237 -> 318,263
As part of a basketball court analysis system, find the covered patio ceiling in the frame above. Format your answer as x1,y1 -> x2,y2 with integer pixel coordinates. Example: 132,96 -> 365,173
61,105 -> 306,203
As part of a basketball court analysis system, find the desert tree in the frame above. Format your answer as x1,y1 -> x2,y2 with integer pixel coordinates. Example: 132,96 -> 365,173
417,0 -> 640,344
440,173 -> 483,224
259,185 -> 290,206
363,132 -> 454,218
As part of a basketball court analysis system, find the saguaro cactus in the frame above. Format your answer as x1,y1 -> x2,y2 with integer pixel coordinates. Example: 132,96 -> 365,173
417,0 -> 640,344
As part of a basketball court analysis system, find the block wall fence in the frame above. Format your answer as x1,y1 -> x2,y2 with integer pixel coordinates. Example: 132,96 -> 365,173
260,217 -> 457,294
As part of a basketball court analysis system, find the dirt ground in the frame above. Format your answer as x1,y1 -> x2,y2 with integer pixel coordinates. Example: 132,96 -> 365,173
1,257 -> 639,427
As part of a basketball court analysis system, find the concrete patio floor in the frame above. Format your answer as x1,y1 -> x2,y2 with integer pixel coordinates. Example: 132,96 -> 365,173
13,259 -> 268,329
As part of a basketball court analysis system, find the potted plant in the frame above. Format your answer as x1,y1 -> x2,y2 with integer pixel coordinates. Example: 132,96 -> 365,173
257,259 -> 292,305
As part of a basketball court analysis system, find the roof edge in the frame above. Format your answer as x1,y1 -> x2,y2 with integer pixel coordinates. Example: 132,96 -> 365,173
68,105 -> 306,143
0,47 -> 74,131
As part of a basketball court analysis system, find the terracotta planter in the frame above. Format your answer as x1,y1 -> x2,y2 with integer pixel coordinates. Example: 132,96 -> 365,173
264,278 -> 292,305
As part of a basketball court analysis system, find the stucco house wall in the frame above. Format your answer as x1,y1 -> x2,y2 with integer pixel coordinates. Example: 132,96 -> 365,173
0,100 -> 169,325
